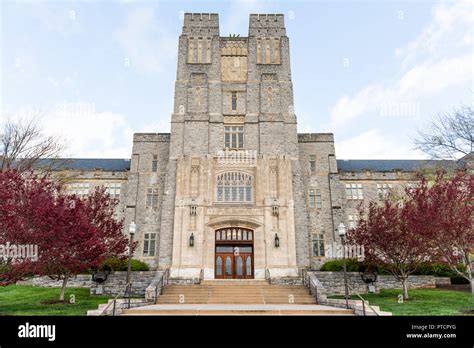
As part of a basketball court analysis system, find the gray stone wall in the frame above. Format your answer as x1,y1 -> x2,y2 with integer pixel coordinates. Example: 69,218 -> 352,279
17,275 -> 92,288
312,271 -> 436,296
16,271 -> 159,297
90,271 -> 158,296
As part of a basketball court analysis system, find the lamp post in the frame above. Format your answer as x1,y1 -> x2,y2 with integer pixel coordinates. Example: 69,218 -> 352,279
126,221 -> 136,308
337,222 -> 349,309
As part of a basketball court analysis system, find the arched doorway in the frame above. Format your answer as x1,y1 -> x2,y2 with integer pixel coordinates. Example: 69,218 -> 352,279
214,227 -> 254,279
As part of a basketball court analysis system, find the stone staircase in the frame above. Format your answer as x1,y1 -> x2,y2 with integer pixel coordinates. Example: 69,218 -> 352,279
121,279 -> 355,315
156,280 -> 316,304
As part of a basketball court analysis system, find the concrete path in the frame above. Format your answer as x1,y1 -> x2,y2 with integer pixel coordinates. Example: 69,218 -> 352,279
121,303 -> 355,315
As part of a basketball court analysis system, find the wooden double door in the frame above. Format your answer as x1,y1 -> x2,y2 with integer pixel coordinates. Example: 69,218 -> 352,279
214,227 -> 254,279
215,245 -> 254,279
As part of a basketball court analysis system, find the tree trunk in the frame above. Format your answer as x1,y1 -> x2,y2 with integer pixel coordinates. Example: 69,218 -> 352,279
59,275 -> 68,302
401,278 -> 409,300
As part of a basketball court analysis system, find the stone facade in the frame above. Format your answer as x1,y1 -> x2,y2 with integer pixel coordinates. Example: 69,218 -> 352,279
50,14 -> 469,282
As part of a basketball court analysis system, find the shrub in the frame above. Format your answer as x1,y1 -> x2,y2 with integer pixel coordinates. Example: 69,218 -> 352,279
413,263 -> 459,277
129,259 -> 149,272
320,259 -> 361,272
94,257 -> 150,272
319,260 -> 466,282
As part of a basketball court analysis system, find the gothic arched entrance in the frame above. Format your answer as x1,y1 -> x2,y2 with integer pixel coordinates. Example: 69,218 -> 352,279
214,227 -> 254,279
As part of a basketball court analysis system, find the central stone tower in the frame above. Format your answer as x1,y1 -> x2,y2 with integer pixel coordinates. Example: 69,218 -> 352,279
155,13 -> 308,280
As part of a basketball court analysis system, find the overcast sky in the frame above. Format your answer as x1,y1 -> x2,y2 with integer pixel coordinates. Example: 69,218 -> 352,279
1,0 -> 472,159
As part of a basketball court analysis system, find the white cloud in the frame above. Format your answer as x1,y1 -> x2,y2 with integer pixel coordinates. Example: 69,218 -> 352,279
330,52 -> 473,126
40,103 -> 134,158
29,3 -> 80,36
115,7 -> 176,74
336,129 -> 426,159
330,0 -> 473,128
397,0 -> 472,68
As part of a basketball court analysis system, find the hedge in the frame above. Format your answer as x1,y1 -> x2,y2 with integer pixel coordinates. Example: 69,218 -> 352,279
319,259 -> 466,280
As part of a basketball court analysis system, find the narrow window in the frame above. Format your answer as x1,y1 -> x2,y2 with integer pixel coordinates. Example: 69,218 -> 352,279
315,190 -> 322,209
309,155 -> 316,173
231,92 -> 237,111
309,189 -> 315,208
152,155 -> 158,172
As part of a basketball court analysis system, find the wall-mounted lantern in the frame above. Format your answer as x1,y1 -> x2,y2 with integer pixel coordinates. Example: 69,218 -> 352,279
272,205 -> 279,216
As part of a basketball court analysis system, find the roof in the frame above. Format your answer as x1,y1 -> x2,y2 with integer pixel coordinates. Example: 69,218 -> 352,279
38,158 -> 131,172
35,158 -> 461,173
336,159 -> 456,172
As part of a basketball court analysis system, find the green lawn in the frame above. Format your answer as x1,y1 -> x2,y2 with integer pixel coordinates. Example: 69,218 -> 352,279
330,288 -> 473,315
0,285 -> 112,316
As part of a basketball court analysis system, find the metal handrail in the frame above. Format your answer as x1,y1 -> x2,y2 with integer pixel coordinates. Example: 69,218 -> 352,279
303,270 -> 379,315
99,281 -> 131,316
346,283 -> 379,316
303,270 -> 319,304
154,268 -> 170,304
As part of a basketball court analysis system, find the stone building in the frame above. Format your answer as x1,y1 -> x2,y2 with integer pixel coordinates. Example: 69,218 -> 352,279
52,13 -> 466,282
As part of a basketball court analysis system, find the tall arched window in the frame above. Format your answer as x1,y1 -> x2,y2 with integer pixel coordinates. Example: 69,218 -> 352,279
216,172 -> 252,203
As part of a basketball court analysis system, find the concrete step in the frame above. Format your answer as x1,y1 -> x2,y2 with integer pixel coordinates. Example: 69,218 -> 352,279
121,304 -> 354,316
157,300 -> 317,304
156,281 -> 317,305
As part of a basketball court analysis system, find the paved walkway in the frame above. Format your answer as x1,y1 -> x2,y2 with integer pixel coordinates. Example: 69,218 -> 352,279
121,301 -> 357,315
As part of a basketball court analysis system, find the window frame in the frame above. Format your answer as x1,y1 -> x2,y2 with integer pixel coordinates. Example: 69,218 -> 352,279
345,183 -> 364,200
224,125 -> 244,149
309,155 -> 316,173
348,214 -> 359,229
312,233 -> 325,257
143,233 -> 156,257
231,92 -> 237,111
146,187 -> 159,209
377,183 -> 393,200
68,182 -> 90,198
309,189 -> 315,208
216,172 -> 253,203
105,182 -> 121,199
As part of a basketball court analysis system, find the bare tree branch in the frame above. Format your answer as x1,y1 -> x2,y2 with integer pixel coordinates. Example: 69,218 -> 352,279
0,113 -> 65,172
414,106 -> 473,160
